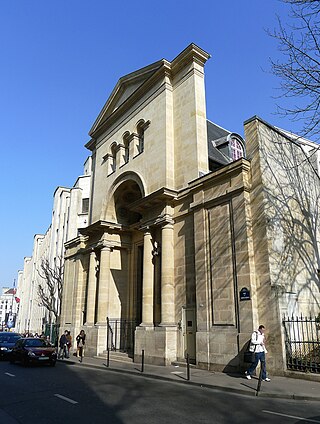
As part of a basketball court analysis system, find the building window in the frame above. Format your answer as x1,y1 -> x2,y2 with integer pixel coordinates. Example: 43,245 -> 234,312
111,143 -> 117,172
137,125 -> 144,153
82,198 -> 89,214
123,132 -> 130,164
230,138 -> 244,161
136,119 -> 150,154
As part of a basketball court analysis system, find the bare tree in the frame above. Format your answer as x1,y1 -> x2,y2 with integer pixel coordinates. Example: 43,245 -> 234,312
37,257 -> 64,323
270,0 -> 320,142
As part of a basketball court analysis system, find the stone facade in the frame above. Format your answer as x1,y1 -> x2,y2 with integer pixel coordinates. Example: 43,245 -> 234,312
59,44 -> 320,374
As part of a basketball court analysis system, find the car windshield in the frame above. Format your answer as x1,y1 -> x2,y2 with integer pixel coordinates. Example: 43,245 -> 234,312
0,334 -> 21,343
24,339 -> 49,348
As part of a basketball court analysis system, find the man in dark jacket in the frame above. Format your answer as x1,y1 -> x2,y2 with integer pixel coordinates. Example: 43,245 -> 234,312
58,330 -> 69,359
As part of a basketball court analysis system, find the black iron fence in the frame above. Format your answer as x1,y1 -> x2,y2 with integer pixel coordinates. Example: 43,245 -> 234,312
106,318 -> 137,355
283,315 -> 320,373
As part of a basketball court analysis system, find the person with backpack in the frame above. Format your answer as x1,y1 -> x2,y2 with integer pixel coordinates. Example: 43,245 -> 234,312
245,325 -> 271,382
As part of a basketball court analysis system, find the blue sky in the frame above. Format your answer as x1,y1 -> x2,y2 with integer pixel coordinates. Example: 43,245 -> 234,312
0,0 -> 299,288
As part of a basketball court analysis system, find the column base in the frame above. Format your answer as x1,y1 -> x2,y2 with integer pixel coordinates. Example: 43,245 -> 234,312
135,325 -> 178,366
159,323 -> 177,327
81,325 -> 98,358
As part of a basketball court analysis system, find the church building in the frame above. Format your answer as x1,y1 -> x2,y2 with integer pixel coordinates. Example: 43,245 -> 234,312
60,44 -> 320,373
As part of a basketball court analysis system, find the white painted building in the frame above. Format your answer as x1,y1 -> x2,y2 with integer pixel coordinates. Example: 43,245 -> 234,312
0,287 -> 19,331
16,157 -> 92,336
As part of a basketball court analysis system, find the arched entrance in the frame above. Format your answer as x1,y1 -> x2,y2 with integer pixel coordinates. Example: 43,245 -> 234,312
105,177 -> 145,354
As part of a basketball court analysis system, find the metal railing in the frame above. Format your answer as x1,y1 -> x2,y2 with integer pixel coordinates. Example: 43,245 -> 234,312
283,315 -> 320,373
106,318 -> 137,355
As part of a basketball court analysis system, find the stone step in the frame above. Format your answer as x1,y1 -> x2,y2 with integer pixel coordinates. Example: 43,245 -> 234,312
95,351 -> 134,363
171,360 -> 197,369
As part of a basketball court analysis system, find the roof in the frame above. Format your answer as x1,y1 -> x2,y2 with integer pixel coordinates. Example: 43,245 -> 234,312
207,120 -> 245,167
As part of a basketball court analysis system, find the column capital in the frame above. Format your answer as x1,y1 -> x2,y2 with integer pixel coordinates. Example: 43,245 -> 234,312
161,221 -> 174,230
140,214 -> 174,232
140,225 -> 152,234
97,241 -> 112,251
155,214 -> 174,228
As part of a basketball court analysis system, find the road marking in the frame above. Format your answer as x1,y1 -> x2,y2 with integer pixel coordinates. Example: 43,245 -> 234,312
263,410 -> 320,423
5,373 -> 15,377
171,371 -> 184,375
54,394 -> 78,404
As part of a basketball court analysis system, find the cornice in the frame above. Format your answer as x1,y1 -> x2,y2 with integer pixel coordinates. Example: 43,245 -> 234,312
186,158 -> 251,191
79,220 -> 123,237
171,43 -> 211,75
129,187 -> 178,213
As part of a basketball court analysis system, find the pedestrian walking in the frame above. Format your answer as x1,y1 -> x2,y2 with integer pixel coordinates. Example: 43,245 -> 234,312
66,331 -> 72,358
76,330 -> 86,362
58,330 -> 69,359
245,325 -> 271,382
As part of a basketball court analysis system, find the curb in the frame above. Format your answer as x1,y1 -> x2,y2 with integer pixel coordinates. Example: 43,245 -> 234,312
58,359 -> 257,397
57,359 -> 320,403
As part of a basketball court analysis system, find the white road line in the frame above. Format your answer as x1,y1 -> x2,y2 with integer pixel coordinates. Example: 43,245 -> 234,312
54,394 -> 78,405
263,410 -> 320,423
171,371 -> 184,374
4,373 -> 15,377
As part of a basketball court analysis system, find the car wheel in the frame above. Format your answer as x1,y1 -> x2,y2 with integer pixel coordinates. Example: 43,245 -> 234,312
9,356 -> 15,364
23,357 -> 29,367
50,361 -> 56,367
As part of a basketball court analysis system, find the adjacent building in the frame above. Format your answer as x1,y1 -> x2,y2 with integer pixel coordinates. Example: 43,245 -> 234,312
16,158 -> 92,336
0,287 -> 19,331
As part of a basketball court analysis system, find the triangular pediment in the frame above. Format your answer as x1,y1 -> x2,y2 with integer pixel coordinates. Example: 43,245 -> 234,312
89,60 -> 163,135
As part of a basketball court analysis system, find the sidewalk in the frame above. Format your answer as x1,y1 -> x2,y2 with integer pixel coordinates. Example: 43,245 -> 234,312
57,354 -> 320,402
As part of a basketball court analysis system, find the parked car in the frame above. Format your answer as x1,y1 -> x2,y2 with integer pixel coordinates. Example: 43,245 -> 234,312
10,337 -> 57,366
0,332 -> 22,359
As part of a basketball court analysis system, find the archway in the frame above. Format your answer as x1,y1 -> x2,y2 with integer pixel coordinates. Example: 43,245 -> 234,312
105,177 -> 145,352
113,180 -> 142,226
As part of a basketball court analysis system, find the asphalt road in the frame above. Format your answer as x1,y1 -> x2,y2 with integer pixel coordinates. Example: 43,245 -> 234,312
0,360 -> 319,424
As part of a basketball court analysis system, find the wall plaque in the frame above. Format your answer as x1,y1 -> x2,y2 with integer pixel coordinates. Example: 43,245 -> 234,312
240,287 -> 250,301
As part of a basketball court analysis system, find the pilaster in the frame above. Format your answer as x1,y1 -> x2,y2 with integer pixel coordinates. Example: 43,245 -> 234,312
141,228 -> 154,326
86,249 -> 97,324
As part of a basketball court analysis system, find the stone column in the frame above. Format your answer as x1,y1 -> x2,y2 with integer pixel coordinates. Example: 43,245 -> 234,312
97,246 -> 111,324
86,249 -> 97,324
160,223 -> 175,325
141,228 -> 154,326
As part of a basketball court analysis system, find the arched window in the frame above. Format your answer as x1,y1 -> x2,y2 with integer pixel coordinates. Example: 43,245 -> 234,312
110,142 -> 117,173
122,131 -> 130,164
137,122 -> 145,154
230,138 -> 244,161
136,119 -> 150,154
